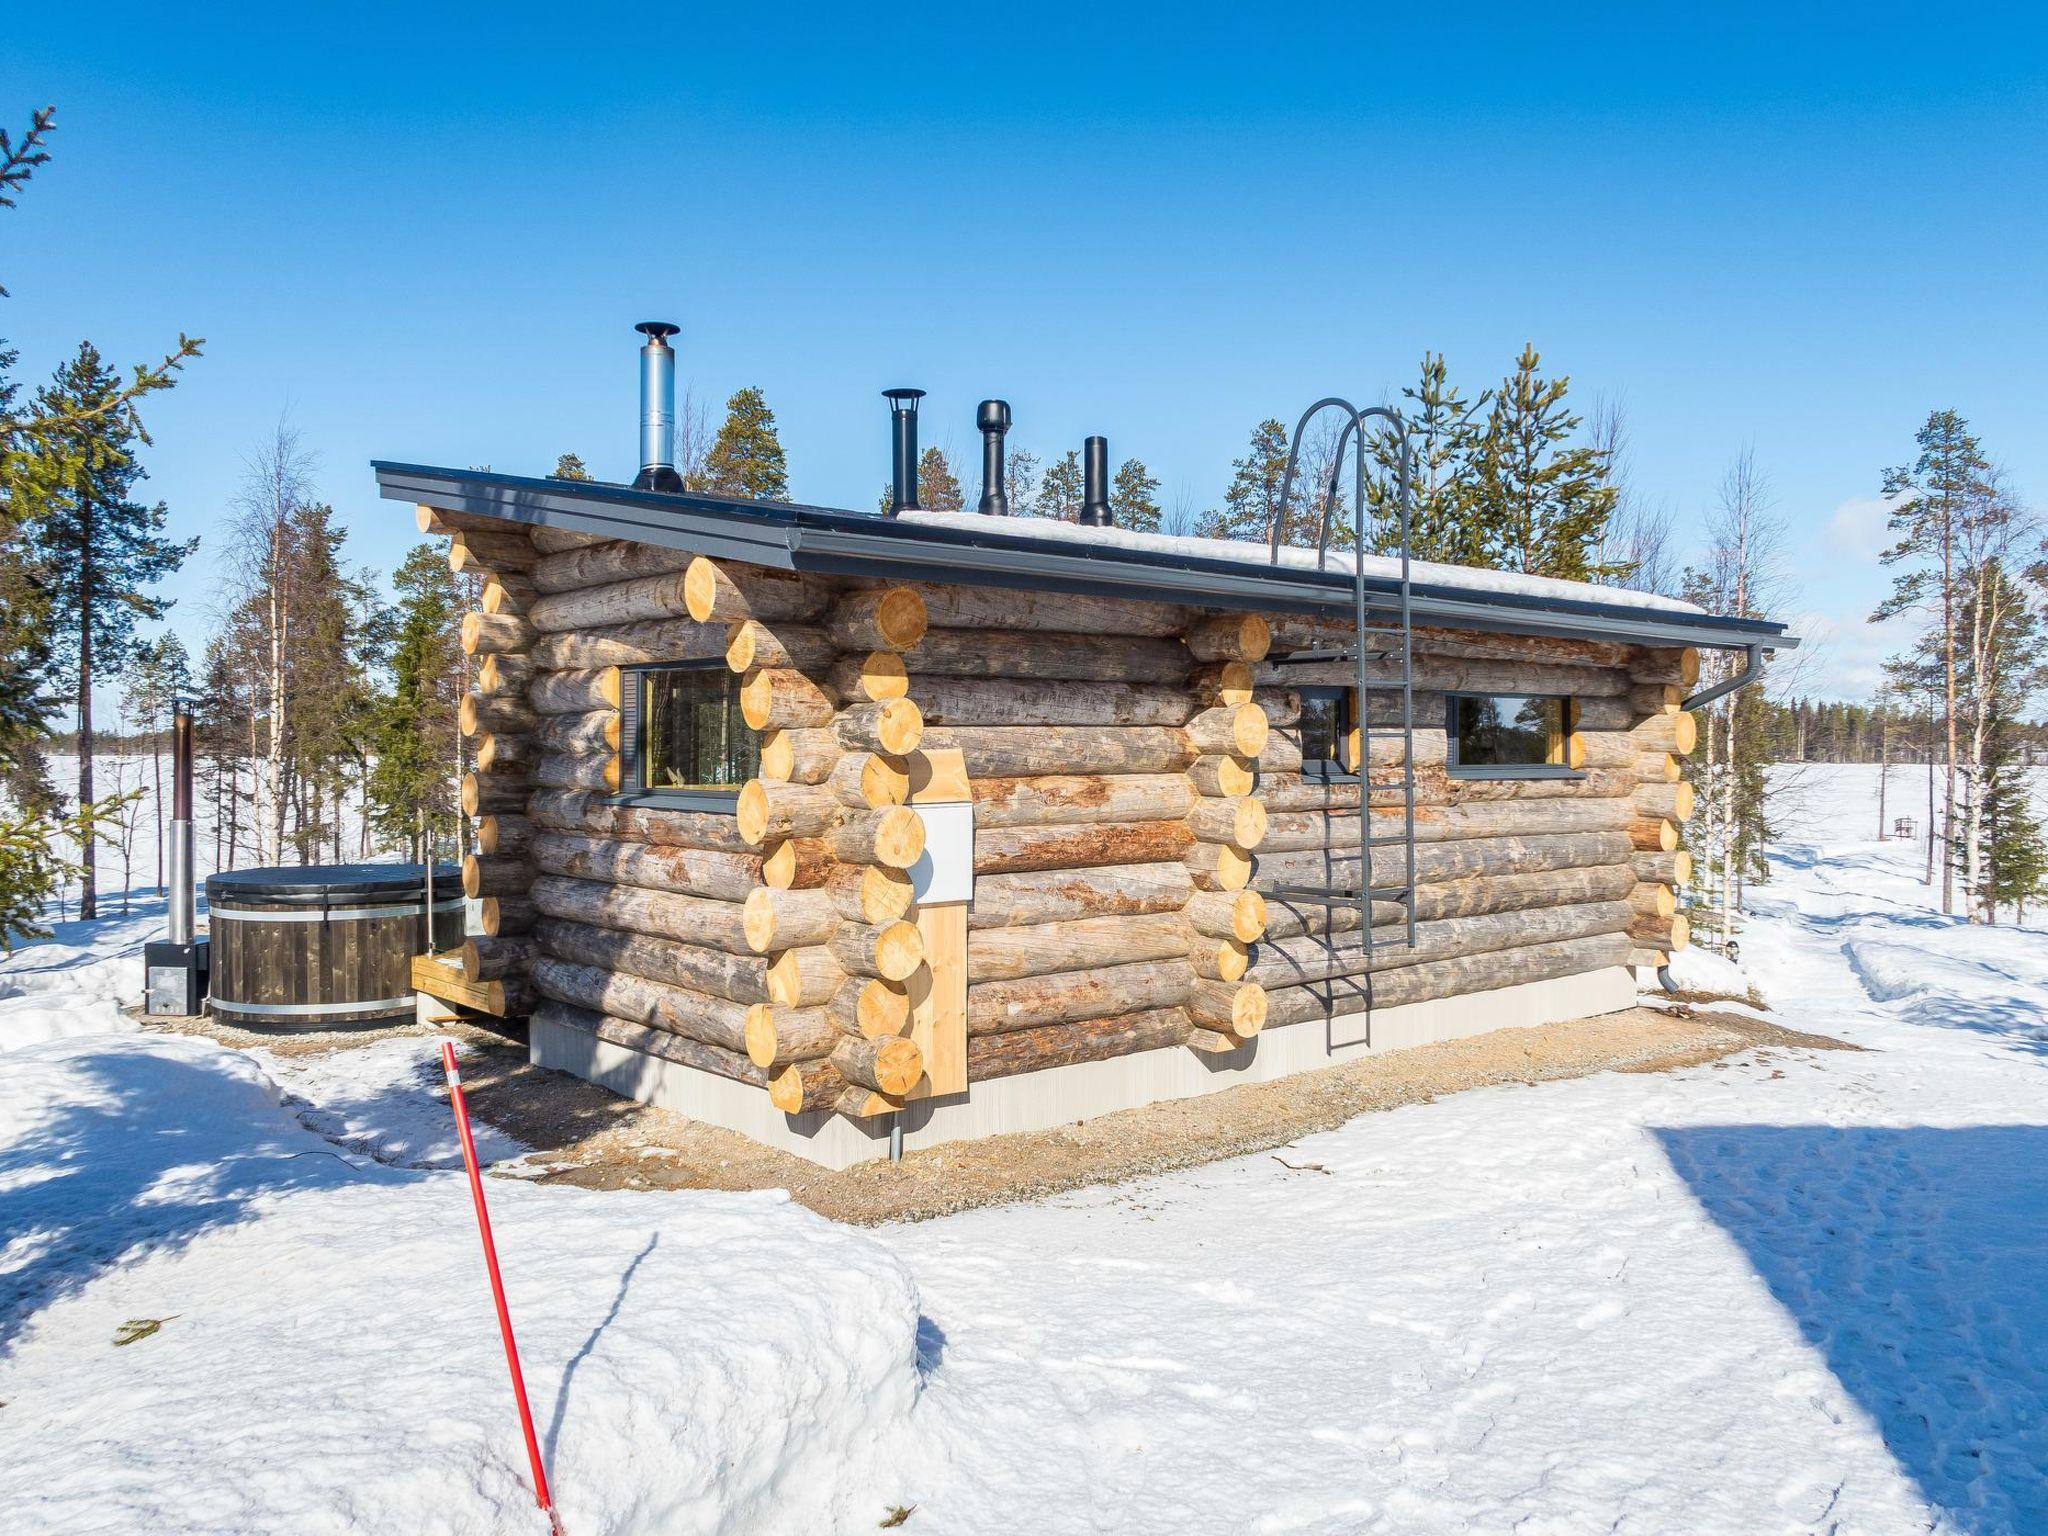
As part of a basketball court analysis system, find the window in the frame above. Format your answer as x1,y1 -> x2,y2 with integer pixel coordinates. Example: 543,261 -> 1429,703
1297,686 -> 1355,778
623,663 -> 758,804
1446,693 -> 1572,775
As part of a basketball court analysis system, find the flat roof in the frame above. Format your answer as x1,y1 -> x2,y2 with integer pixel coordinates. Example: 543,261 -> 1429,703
373,462 -> 1797,654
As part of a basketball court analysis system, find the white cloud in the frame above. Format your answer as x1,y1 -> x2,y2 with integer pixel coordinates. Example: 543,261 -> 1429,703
1772,607 -> 1920,702
1820,492 -> 1913,561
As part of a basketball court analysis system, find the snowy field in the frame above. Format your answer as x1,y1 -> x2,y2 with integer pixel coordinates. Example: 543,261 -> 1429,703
3,764 -> 2047,1534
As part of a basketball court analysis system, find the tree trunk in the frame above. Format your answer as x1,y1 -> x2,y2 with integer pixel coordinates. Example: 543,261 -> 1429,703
76,518 -> 96,919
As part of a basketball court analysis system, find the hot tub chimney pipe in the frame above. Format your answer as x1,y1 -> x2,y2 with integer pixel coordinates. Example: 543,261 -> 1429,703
1080,435 -> 1113,527
976,400 -> 1012,516
169,699 -> 195,945
883,388 -> 926,516
633,321 -> 684,493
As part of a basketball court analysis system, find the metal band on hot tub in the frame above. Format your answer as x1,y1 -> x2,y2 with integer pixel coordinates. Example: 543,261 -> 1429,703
205,899 -> 466,923
207,994 -> 417,1017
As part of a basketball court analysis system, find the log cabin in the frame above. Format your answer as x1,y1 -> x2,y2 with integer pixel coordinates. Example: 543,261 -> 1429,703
377,338 -> 1791,1168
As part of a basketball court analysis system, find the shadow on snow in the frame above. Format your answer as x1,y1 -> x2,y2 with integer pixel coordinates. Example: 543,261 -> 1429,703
0,1046 -> 361,1351
1656,1123 -> 2048,1535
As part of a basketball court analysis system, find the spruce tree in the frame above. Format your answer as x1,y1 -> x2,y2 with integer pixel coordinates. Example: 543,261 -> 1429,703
1110,459 -> 1163,532
1980,711 -> 2047,921
369,544 -> 463,859
1475,345 -> 1616,579
1201,419 -> 1293,542
916,447 -> 964,512
1038,450 -> 1083,522
702,387 -> 788,500
32,342 -> 197,918
552,452 -> 590,481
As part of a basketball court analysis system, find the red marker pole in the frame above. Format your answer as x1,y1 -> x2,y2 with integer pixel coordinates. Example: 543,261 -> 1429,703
441,1041 -> 563,1534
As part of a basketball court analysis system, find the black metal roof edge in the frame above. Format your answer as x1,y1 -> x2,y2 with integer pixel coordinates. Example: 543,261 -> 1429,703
375,462 -> 1798,653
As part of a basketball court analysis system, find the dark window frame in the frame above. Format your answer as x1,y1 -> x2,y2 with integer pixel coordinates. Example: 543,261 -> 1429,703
1444,691 -> 1581,780
614,660 -> 755,810
1297,685 -> 1358,782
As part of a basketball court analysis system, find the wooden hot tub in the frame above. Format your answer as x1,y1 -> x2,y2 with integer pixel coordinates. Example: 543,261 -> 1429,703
205,863 -> 463,1029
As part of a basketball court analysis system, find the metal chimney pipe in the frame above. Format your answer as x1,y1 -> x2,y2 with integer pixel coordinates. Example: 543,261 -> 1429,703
883,388 -> 926,516
633,321 -> 684,493
168,699 -> 195,945
976,400 -> 1012,516
1080,435 -> 1113,526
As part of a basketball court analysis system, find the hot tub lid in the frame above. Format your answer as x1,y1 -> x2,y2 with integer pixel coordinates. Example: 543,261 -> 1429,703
206,862 -> 463,905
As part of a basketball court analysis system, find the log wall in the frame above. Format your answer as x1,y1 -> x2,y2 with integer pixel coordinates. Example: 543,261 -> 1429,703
423,501 -> 1698,1125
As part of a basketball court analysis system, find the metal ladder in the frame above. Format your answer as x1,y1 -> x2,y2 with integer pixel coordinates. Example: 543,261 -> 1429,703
1261,399 -> 1419,1008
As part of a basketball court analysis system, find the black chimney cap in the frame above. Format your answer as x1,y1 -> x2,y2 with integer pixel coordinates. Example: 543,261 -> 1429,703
978,399 -> 1012,432
883,388 -> 927,409
635,320 -> 680,341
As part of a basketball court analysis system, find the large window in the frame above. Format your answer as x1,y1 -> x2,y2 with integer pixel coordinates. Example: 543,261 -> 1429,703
628,663 -> 757,800
1297,686 -> 1355,778
1447,694 -> 1570,775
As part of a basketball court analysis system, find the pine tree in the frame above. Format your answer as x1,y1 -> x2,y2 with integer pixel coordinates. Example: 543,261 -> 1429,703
701,387 -> 788,500
0,104 -> 201,927
1038,450 -> 1083,522
552,452 -> 590,481
0,338 -> 56,814
1872,409 -> 1996,916
916,447 -> 964,512
1201,419 -> 1293,542
1368,353 -> 1491,565
1110,459 -> 1162,532
31,342 -> 197,918
369,544 -> 463,859
1475,345 -> 1617,580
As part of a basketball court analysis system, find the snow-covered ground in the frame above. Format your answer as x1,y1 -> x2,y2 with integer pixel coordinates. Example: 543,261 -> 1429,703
3,764 -> 2046,1534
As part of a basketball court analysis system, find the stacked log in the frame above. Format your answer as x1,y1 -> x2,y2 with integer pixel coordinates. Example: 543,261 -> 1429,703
1623,645 -> 1701,965
1241,619 -> 1671,1032
1176,613 -> 1271,1044
876,584 -> 1223,1071
729,576 -> 932,1118
435,509 -> 546,951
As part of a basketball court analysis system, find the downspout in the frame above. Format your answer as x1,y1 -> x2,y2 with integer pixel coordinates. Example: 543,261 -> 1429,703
1680,643 -> 1768,714
1658,643 -> 1771,995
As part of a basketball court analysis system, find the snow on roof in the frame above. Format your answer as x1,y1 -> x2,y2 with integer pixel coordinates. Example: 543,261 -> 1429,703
899,510 -> 1705,618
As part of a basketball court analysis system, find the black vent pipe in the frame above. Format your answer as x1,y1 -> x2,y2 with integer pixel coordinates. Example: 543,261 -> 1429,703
883,388 -> 925,516
1079,435 -> 1112,526
976,400 -> 1012,516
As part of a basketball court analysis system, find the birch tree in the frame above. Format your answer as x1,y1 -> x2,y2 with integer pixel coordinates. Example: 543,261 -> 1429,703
1681,449 -> 1791,947
226,425 -> 314,864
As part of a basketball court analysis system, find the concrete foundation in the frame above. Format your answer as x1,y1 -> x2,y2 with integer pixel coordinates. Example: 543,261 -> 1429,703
529,965 -> 1638,1170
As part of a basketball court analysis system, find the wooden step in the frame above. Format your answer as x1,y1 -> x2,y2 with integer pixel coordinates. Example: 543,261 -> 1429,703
411,952 -> 524,1017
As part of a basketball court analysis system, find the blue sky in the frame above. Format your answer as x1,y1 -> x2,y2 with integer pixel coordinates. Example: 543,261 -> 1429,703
8,3 -> 2046,705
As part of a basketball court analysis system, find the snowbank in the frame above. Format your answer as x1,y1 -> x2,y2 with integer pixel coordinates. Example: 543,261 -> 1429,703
0,1031 -> 923,1535
0,988 -> 136,1054
1659,942 -> 1755,1001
